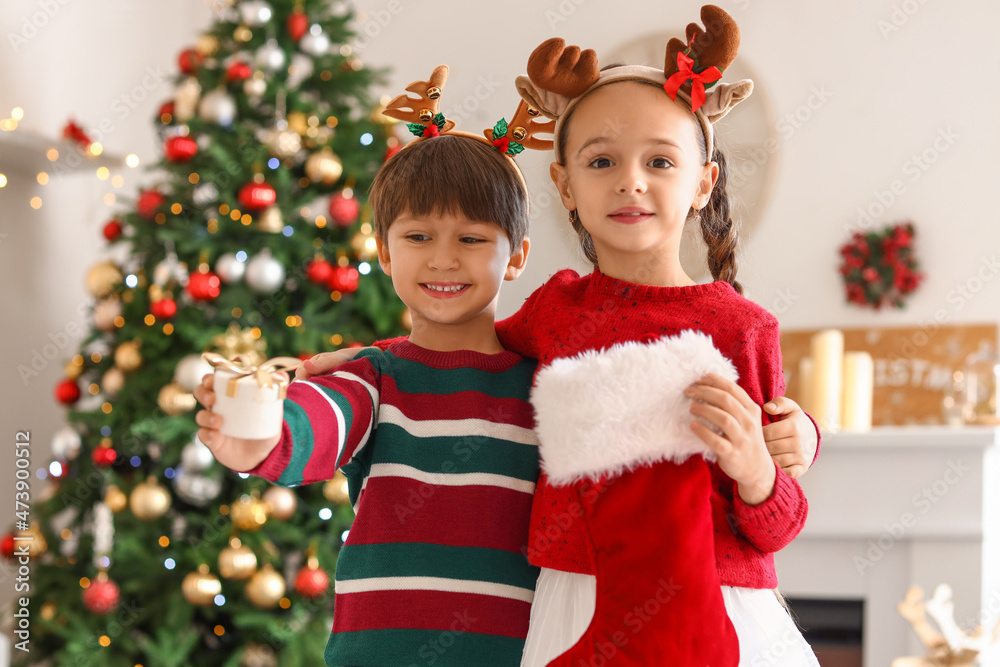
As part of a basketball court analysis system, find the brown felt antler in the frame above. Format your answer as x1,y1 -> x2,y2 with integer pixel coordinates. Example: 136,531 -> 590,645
383,65 -> 456,132
485,100 -> 555,152
526,38 -> 600,98
664,5 -> 741,81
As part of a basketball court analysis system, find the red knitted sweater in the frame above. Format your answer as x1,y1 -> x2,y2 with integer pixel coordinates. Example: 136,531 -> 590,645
495,269 -> 809,589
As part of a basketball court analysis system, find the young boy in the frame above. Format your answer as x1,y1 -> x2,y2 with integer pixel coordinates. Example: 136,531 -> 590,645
194,132 -> 538,667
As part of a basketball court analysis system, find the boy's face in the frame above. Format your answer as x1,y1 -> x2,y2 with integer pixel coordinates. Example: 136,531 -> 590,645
376,210 -> 528,343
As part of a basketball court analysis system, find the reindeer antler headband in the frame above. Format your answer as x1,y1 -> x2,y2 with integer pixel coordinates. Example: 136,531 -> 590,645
382,64 -> 553,190
514,5 -> 753,162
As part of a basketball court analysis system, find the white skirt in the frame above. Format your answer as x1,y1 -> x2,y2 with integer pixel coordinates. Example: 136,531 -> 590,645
521,568 -> 820,667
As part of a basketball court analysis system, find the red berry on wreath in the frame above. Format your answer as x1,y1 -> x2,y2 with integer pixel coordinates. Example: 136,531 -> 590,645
103,219 -> 123,241
328,191 -> 360,227
186,270 -> 221,301
55,379 -> 81,405
327,266 -> 359,294
178,48 -> 203,74
238,181 -> 277,211
150,297 -> 178,320
164,135 -> 198,163
306,258 -> 334,285
83,575 -> 120,615
294,562 -> 329,598
137,190 -> 165,219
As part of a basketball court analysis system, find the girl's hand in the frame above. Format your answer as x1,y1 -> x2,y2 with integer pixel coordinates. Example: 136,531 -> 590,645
762,397 -> 817,479
686,374 -> 776,506
294,347 -> 369,381
193,374 -> 281,472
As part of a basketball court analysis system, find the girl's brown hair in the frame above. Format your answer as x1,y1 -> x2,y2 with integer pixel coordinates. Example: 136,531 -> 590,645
368,134 -> 529,252
556,79 -> 743,295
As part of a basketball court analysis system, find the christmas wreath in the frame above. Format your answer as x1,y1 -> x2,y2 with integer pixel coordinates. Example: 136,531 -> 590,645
839,222 -> 923,309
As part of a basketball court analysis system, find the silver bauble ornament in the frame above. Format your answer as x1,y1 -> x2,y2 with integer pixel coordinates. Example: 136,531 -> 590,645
244,75 -> 267,99
255,39 -> 285,72
153,255 -> 189,287
181,438 -> 216,472
174,354 -> 215,392
238,0 -> 272,26
215,252 -> 247,284
198,89 -> 237,125
287,53 -> 314,87
193,182 -> 219,207
244,252 -> 285,294
299,25 -> 329,57
51,426 -> 82,460
173,468 -> 222,506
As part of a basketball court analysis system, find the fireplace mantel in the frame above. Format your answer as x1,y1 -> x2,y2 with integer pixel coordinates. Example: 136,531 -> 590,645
776,426 -> 1000,666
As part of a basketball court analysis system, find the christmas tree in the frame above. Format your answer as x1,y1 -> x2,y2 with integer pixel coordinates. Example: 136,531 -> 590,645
4,1 -> 408,664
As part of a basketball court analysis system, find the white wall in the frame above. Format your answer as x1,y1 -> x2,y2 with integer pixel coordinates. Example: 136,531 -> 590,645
2,0 -> 997,634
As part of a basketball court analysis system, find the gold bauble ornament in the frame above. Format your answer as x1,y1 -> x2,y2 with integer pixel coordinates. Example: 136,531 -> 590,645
245,563 -> 285,609
234,24 -> 253,43
114,340 -> 142,372
230,495 -> 268,531
195,34 -> 220,57
17,522 -> 47,557
130,478 -> 172,521
305,148 -> 343,185
241,643 -> 277,667
262,127 -> 302,159
369,96 -> 398,125
218,537 -> 258,580
93,297 -> 122,332
287,111 -> 309,136
323,470 -> 351,505
101,367 -> 126,399
211,323 -> 266,365
262,486 -> 297,521
86,261 -> 123,298
182,563 -> 222,606
400,308 -> 412,332
104,485 -> 128,513
174,77 -> 202,122
256,206 -> 284,233
350,230 -> 377,260
64,359 -> 84,380
158,382 -> 197,416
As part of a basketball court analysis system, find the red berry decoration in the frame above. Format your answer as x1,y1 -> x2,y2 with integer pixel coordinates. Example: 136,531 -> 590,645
178,48 -> 203,74
306,258 -> 334,285
226,61 -> 252,82
82,575 -> 120,615
328,191 -> 360,227
328,266 -> 360,294
287,10 -> 309,41
137,190 -> 165,219
238,181 -> 277,211
55,379 -> 81,405
103,219 -> 123,241
92,446 -> 117,467
150,297 -> 178,320
164,135 -> 198,163
186,270 -> 221,301
1,533 -> 15,559
294,563 -> 329,598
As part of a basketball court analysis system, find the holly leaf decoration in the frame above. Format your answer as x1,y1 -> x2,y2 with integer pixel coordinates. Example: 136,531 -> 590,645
406,122 -> 425,137
432,113 -> 446,130
492,118 -> 508,139
506,142 -> 524,156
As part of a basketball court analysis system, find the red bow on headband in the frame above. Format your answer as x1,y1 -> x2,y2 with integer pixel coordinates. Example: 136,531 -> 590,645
663,52 -> 722,113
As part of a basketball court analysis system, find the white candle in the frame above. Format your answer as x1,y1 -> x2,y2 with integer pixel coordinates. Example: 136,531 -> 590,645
810,329 -> 844,432
798,357 -> 815,414
842,351 -> 874,432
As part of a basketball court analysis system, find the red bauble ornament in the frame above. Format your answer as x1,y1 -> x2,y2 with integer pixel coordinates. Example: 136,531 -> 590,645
1,533 -> 15,559
328,266 -> 360,294
92,446 -> 117,467
103,219 -> 123,241
328,191 -> 360,227
150,298 -> 178,320
238,182 -> 277,211
186,271 -> 221,301
55,379 -> 81,405
159,101 -> 175,123
178,48 -> 203,74
226,60 -> 253,82
83,575 -> 120,615
294,564 -> 329,598
164,135 -> 198,163
287,10 -> 309,41
306,259 -> 334,285
137,190 -> 165,219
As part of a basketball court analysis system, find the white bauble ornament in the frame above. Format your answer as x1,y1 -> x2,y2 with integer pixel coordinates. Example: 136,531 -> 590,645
239,0 -> 272,26
181,438 -> 216,472
173,469 -> 223,506
287,53 -> 314,87
93,298 -> 122,332
198,89 -> 237,125
299,25 -> 329,57
153,255 -> 188,287
215,252 -> 247,284
255,39 -> 285,72
244,75 -> 267,99
193,182 -> 219,207
174,354 -> 215,392
52,426 -> 82,460
245,252 -> 285,294
174,77 -> 202,122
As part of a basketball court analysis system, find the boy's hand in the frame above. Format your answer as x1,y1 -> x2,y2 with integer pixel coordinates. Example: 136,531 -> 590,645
294,347 -> 370,380
193,373 -> 281,472
762,397 -> 817,480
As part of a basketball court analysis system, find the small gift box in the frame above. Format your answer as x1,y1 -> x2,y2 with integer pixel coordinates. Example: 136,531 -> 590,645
201,353 -> 302,440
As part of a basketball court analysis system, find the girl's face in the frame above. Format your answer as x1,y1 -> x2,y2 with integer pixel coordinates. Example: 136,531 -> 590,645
551,82 -> 717,281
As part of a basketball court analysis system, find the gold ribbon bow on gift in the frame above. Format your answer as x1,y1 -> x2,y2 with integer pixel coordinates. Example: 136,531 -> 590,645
201,353 -> 303,400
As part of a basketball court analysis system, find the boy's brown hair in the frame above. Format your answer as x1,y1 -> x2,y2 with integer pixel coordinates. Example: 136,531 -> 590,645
368,134 -> 529,252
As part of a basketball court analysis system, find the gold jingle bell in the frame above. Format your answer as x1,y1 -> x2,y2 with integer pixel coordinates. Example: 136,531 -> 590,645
218,537 -> 258,580
512,127 -> 527,141
526,106 -> 540,116
183,563 -> 222,606
426,86 -> 441,100
418,109 -> 434,123
245,563 -> 286,609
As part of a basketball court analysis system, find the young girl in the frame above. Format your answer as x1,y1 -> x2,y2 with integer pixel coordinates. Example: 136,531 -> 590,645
498,6 -> 820,665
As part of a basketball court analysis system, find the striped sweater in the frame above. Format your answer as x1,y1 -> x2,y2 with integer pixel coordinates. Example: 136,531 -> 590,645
248,340 -> 541,667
